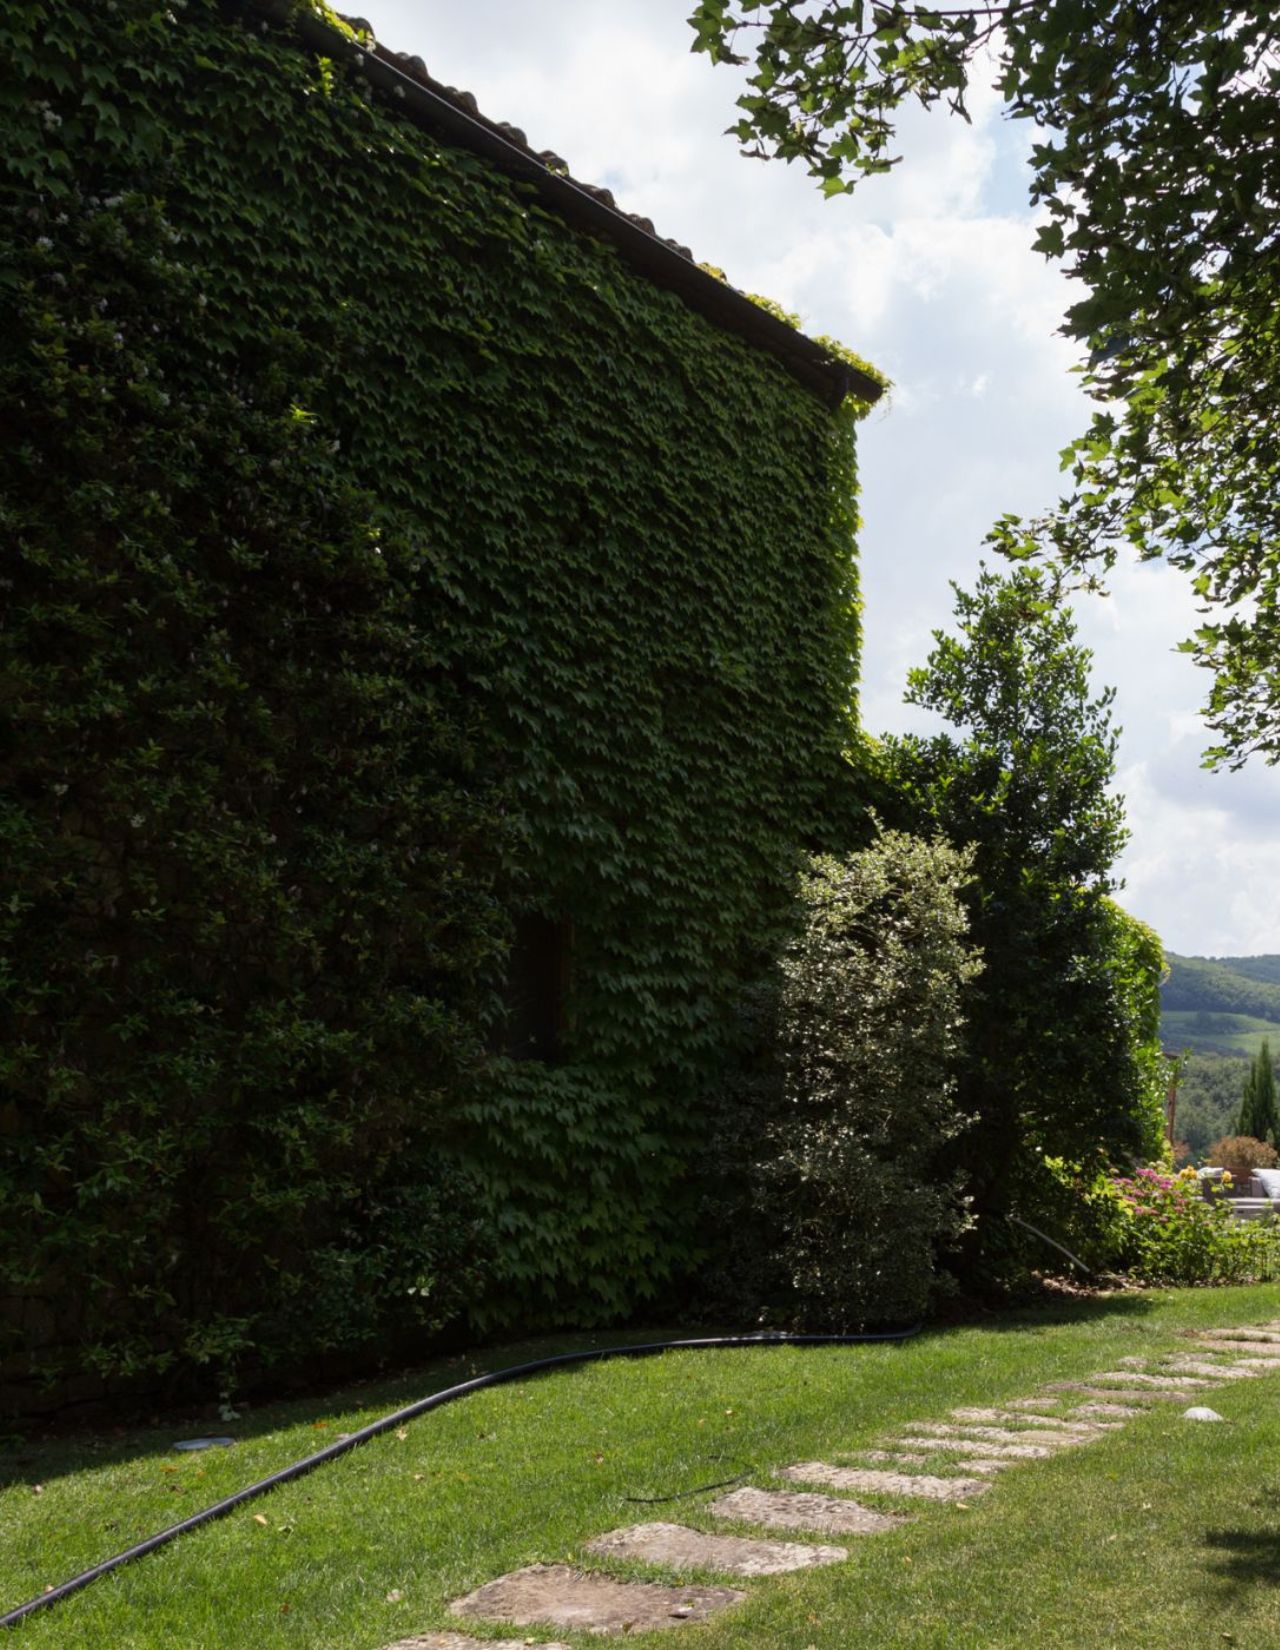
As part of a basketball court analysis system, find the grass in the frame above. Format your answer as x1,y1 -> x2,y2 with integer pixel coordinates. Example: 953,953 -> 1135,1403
1162,1008 -> 1280,1057
6,1285 -> 1280,1648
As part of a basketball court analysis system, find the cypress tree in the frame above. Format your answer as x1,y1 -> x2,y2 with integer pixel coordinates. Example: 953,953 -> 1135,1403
1238,1040 -> 1279,1145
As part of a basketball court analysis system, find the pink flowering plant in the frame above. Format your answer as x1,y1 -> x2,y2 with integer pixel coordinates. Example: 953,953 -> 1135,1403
1108,1164 -> 1280,1284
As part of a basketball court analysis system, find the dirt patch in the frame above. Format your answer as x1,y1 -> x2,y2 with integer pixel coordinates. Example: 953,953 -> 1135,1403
585,1520 -> 847,1576
450,1564 -> 743,1634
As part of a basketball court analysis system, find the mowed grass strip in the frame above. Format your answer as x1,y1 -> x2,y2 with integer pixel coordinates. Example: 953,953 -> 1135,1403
3,1285 -> 1280,1649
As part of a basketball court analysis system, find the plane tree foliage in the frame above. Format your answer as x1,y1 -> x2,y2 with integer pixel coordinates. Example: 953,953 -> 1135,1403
689,0 -> 1280,765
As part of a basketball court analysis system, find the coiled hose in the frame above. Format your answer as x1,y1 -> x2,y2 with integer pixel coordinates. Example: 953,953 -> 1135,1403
1,1326 -> 921,1631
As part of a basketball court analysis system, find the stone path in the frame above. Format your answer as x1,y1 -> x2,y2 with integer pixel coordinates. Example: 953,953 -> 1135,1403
378,1321 -> 1280,1644
709,1483 -> 905,1535
584,1520 -> 848,1575
385,1638 -> 573,1650
450,1566 -> 744,1634
782,1461 -> 991,1498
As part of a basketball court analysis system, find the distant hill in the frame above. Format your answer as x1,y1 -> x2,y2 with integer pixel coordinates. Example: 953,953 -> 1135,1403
1161,953 -> 1280,1056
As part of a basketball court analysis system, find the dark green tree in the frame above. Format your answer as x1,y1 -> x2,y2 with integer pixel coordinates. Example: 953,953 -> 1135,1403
689,1 -> 1280,765
1237,1039 -> 1279,1146
884,565 -> 1165,1280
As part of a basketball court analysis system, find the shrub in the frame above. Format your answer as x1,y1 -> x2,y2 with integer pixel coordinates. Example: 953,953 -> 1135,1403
1036,1156 -> 1138,1275
1109,1165 -> 1280,1285
1045,1158 -> 1280,1287
702,829 -> 980,1329
1207,1136 -> 1279,1183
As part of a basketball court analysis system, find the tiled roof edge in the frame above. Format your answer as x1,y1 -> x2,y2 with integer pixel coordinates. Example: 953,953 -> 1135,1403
230,0 -> 882,410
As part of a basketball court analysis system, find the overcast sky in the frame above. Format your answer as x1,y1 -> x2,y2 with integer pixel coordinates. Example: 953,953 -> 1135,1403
350,0 -> 1280,959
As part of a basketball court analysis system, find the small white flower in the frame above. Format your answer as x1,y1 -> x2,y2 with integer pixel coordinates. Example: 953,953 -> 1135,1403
130,814 -> 144,828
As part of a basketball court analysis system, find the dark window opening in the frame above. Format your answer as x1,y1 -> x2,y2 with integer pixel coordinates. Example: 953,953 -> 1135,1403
499,913 -> 572,1062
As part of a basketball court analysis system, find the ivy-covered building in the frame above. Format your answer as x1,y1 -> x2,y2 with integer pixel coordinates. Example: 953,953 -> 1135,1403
1,0 -> 882,1410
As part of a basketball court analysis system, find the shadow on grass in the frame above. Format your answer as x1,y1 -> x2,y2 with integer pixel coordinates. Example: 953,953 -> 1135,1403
0,1324 -> 685,1492
0,1293 -> 1154,1493
936,1289 -> 1158,1334
1204,1487 -> 1280,1588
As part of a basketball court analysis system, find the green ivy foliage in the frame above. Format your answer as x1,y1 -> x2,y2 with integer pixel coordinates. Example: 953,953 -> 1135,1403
0,0 -> 865,1397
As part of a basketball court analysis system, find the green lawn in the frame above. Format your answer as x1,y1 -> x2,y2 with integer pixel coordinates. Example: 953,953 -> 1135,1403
1162,1008 -> 1280,1057
6,1286 -> 1280,1649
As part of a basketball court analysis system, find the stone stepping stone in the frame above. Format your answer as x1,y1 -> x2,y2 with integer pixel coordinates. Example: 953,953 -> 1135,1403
450,1565 -> 743,1635
857,1449 -> 929,1465
1005,1396 -> 1065,1410
892,1434 -> 1057,1460
1193,1340 -> 1280,1363
1200,1327 -> 1280,1342
948,1407 -> 1114,1431
710,1484 -> 905,1535
1164,1358 -> 1263,1379
1069,1401 -> 1146,1419
779,1463 -> 990,1501
911,1422 -> 1097,1447
383,1638 -> 573,1650
956,1458 -> 1019,1476
1047,1384 -> 1197,1404
1082,1371 -> 1217,1389
585,1521 -> 847,1577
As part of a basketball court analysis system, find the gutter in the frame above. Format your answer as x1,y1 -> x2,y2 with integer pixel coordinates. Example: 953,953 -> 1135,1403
233,0 -> 882,411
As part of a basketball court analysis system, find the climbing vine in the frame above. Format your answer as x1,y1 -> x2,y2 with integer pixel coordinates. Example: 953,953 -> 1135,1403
0,0 -> 868,1403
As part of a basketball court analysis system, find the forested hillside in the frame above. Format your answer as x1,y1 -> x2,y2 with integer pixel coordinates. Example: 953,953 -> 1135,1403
1160,955 -> 1280,1160
1161,953 -> 1280,1056
1173,1053 -> 1249,1160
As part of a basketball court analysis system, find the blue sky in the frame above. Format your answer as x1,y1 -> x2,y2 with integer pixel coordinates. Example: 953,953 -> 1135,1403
349,0 -> 1280,958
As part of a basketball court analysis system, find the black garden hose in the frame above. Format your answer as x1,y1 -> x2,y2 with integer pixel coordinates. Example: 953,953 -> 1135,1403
1004,1211 -> 1096,1278
0,1326 -> 921,1631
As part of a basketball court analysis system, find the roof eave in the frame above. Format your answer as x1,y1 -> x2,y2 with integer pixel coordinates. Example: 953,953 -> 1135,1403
235,0 -> 882,410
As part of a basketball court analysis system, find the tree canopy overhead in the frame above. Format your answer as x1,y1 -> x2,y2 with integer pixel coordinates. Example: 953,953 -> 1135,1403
690,1 -> 1280,766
